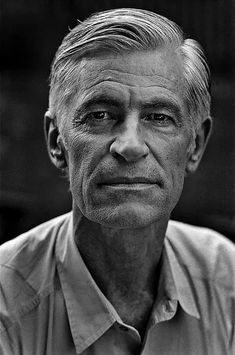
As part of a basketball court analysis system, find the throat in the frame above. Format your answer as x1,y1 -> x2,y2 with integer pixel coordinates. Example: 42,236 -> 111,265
109,288 -> 156,338
73,211 -> 165,337
82,247 -> 160,337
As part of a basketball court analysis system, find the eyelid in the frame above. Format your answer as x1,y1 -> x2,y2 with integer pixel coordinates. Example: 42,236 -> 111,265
76,110 -> 119,126
146,109 -> 183,126
141,113 -> 183,130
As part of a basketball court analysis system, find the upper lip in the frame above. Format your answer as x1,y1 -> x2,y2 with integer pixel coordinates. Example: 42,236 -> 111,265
99,177 -> 156,184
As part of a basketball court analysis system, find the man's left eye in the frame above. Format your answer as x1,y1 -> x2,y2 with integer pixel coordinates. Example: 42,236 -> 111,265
143,113 -> 174,125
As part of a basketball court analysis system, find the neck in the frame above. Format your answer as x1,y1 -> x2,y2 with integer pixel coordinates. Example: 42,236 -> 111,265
73,207 -> 168,333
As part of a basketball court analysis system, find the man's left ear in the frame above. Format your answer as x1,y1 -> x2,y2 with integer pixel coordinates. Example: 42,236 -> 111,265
186,117 -> 212,174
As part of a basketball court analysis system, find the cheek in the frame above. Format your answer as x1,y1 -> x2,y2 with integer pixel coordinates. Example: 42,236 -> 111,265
150,133 -> 191,202
172,144 -> 189,169
151,132 -> 190,169
163,139 -> 191,208
170,141 -> 191,178
65,130 -> 110,186
168,142 -> 192,201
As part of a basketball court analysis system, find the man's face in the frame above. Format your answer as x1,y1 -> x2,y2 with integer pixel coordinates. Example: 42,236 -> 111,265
59,49 -> 194,228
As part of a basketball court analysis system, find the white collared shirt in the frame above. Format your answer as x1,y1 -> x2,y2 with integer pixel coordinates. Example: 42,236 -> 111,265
0,212 -> 234,354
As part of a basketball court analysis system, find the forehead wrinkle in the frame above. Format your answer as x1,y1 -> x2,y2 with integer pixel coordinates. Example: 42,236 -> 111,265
73,81 -> 185,118
82,79 -> 176,90
98,68 -> 176,78
80,80 -> 183,104
72,83 -> 129,113
80,69 -> 180,90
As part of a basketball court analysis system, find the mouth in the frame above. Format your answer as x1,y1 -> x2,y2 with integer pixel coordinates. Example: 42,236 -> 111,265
98,177 -> 157,189
100,183 -> 154,191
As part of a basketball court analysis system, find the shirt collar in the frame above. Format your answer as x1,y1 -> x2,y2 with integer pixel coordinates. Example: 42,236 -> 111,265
55,212 -> 118,354
164,223 -> 200,319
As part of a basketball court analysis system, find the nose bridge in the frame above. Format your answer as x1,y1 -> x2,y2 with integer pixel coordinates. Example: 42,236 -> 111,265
110,112 -> 149,162
122,112 -> 139,142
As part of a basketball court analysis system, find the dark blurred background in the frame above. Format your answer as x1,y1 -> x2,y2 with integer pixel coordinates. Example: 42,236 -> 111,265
0,0 -> 234,244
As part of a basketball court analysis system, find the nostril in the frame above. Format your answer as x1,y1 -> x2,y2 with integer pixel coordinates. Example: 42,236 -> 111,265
110,149 -> 124,161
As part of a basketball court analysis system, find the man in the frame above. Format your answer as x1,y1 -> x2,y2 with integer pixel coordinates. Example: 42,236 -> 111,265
0,8 -> 234,355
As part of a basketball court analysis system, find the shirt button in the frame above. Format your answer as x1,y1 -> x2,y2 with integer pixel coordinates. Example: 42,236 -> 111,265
165,300 -> 174,313
119,325 -> 129,331
164,302 -> 169,311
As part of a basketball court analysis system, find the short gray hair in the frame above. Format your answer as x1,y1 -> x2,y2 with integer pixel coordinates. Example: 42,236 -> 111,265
49,8 -> 211,130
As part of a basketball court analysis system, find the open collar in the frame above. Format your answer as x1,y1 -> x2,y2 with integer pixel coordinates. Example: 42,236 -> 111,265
55,214 -> 200,353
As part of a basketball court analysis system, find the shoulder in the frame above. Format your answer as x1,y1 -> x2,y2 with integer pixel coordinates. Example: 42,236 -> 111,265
0,212 -> 71,267
166,219 -> 235,254
166,220 -> 235,285
0,212 -> 71,329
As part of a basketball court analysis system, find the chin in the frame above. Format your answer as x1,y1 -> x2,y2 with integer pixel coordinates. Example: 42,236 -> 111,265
85,202 -> 167,229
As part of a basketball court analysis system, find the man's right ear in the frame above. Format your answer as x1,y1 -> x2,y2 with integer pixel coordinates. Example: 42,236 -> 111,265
44,111 -> 67,169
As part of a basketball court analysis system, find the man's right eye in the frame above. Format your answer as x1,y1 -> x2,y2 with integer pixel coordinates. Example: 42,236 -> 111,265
85,111 -> 111,121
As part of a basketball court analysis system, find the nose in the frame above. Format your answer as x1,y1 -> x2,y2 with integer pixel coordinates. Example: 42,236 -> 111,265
110,115 -> 149,162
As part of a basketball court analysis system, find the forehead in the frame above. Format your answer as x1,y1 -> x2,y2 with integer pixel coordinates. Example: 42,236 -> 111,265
68,49 -> 185,110
79,48 -> 183,85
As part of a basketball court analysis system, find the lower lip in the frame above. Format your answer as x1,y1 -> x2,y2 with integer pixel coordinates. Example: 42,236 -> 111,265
100,183 -> 155,190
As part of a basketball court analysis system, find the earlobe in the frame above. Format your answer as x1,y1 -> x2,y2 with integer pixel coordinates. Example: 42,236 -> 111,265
44,111 -> 68,170
186,117 -> 212,174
